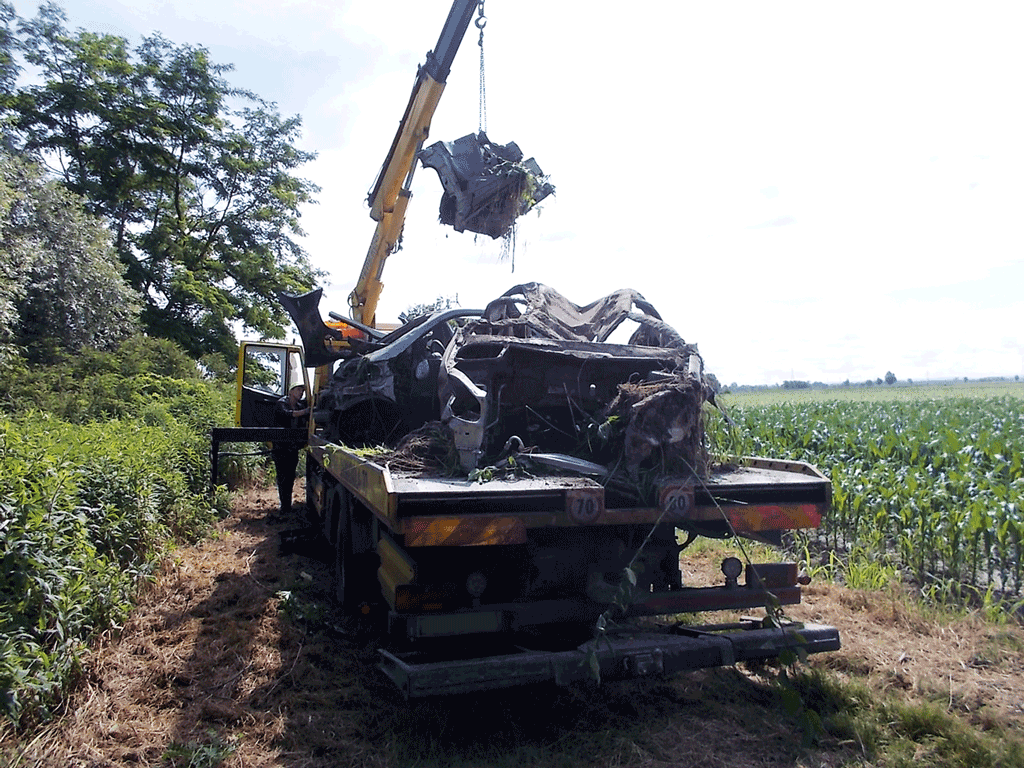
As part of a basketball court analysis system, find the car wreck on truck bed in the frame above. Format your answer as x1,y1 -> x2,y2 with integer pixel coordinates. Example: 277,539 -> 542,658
292,281 -> 713,487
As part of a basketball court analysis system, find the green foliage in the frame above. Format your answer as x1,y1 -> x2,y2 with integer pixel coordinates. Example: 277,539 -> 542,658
711,392 -> 1024,609
0,2 -> 16,102
0,335 -> 236,726
4,3 -> 321,366
0,333 -> 237,427
0,151 -> 141,364
162,730 -> 237,768
0,411 -> 230,726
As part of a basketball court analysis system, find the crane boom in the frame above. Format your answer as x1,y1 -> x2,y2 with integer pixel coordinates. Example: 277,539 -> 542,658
348,0 -> 480,328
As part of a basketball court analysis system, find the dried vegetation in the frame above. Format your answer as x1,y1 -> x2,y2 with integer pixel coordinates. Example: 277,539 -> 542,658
3,488 -> 1024,767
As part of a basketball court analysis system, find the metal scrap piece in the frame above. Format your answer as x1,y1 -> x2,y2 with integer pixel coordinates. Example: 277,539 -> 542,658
419,132 -> 554,239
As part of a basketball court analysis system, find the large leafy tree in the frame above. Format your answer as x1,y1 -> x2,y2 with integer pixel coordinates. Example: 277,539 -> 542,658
7,2 -> 321,363
0,150 -> 141,363
0,2 -> 17,146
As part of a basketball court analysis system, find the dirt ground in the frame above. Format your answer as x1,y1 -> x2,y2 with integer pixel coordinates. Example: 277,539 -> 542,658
4,486 -> 1024,767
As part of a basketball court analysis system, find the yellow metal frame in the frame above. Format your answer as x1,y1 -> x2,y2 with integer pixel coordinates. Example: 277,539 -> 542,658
348,76 -> 447,328
234,341 -> 309,428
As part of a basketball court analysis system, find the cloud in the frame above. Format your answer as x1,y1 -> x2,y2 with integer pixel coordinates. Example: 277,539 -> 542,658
749,215 -> 797,229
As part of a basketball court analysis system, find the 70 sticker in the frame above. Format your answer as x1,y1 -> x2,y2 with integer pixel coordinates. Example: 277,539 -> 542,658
659,484 -> 695,520
566,487 -> 604,524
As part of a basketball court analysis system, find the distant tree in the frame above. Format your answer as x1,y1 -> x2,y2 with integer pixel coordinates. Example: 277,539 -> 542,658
782,380 -> 810,390
399,294 -> 460,323
884,371 -> 896,385
842,379 -> 850,387
7,3 -> 321,365
1016,375 -> 1020,382
964,376 -> 969,383
865,379 -> 874,386
875,378 -> 883,386
0,151 -> 141,363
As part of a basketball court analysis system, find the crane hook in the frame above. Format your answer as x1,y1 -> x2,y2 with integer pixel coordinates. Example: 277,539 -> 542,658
476,0 -> 487,40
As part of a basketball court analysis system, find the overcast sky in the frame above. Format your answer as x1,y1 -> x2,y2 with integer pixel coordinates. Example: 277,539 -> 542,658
13,0 -> 1024,385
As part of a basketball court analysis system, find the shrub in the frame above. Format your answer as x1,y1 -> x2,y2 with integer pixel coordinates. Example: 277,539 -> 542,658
0,413 -> 228,726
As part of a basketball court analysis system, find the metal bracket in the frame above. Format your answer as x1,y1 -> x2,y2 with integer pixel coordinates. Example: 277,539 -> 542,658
440,367 -> 489,472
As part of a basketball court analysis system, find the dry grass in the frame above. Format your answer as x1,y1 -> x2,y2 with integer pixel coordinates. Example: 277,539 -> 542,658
2,489 -> 1023,767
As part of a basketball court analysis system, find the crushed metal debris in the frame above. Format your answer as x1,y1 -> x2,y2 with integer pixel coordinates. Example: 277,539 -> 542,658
419,132 -> 554,239
349,283 -> 717,487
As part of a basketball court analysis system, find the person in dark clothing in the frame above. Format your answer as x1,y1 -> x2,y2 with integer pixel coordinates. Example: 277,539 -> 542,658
272,383 -> 309,514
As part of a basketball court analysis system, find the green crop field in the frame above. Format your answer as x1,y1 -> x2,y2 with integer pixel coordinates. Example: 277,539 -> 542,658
725,380 -> 1024,406
710,382 -> 1024,609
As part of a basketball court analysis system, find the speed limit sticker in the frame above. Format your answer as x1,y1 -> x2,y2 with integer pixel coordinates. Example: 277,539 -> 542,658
566,487 -> 604,524
660,484 -> 695,520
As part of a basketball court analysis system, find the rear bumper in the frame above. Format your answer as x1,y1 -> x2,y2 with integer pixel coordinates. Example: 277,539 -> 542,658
378,621 -> 841,698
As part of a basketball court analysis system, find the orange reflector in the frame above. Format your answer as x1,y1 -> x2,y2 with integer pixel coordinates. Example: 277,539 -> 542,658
725,503 -> 822,533
404,516 -> 527,546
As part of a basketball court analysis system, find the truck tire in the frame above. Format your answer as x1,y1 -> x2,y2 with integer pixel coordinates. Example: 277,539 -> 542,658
333,506 -> 355,612
332,490 -> 379,615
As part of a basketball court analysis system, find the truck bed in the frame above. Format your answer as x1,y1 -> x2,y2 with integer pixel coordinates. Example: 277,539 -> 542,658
309,435 -> 829,545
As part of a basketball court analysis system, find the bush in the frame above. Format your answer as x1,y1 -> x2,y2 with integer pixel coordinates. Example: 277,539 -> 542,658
0,336 -> 238,727
0,334 -> 236,425
0,334 -> 271,724
0,414 -> 231,725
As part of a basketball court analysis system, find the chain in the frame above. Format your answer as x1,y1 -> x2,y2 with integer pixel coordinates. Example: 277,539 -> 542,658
476,0 -> 487,134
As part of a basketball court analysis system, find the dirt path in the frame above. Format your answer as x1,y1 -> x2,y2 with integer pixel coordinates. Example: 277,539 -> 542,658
5,488 -> 1024,767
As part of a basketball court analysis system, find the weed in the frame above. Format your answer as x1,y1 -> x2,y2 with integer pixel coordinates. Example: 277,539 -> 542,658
161,731 -> 236,768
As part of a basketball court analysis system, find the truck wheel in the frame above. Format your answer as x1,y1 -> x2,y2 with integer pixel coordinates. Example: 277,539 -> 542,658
331,489 -> 379,617
333,513 -> 353,612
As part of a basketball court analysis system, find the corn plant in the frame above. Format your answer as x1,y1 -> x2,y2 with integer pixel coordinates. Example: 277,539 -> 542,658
710,393 -> 1024,608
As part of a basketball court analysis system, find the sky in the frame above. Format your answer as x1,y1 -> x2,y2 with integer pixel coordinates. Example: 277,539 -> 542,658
11,0 -> 1024,385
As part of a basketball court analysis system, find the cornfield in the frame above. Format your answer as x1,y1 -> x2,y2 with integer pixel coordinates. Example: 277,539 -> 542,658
711,389 -> 1024,605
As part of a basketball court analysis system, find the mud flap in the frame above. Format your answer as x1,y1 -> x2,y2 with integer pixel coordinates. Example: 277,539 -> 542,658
377,622 -> 840,698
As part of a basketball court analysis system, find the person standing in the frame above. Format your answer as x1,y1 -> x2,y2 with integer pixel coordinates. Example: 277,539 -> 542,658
271,383 -> 309,515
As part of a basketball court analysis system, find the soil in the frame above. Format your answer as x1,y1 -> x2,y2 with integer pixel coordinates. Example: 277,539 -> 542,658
3,486 -> 1024,767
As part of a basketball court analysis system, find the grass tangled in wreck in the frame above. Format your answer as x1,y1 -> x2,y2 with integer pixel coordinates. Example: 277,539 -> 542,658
3,487 -> 1024,768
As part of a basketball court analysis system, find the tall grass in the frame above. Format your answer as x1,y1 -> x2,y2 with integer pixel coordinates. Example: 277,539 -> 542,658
0,337 -> 238,726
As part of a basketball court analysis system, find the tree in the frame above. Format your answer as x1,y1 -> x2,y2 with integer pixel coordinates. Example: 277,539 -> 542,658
0,151 -> 141,363
399,294 -> 460,323
0,2 -> 16,100
8,3 -> 321,364
884,371 -> 896,385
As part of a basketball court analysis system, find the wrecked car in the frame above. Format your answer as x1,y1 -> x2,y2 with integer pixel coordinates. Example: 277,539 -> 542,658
283,282 -> 715,496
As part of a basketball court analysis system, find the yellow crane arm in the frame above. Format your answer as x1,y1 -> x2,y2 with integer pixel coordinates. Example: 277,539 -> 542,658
348,0 -> 480,328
